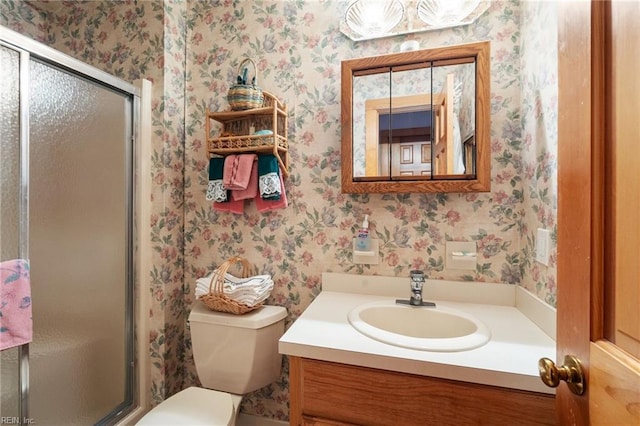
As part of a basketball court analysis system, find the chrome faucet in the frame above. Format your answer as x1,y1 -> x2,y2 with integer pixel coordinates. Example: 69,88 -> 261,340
396,270 -> 436,307
409,270 -> 425,305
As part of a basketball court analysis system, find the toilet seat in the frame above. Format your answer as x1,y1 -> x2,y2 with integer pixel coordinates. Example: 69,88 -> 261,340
136,387 -> 234,426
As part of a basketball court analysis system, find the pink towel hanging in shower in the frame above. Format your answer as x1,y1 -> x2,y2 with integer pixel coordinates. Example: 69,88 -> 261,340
0,259 -> 33,351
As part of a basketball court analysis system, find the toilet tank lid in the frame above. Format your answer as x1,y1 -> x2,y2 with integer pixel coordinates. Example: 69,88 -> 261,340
189,301 -> 287,329
136,387 -> 233,426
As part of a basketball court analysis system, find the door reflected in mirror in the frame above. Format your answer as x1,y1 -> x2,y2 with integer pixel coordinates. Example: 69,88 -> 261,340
342,41 -> 490,193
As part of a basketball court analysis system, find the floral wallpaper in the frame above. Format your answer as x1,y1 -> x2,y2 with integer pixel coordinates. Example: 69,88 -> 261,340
1,0 -> 558,422
519,0 -> 558,306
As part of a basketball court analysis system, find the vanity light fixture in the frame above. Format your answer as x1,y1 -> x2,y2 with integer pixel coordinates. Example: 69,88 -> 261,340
417,0 -> 481,27
340,0 -> 490,42
344,0 -> 405,38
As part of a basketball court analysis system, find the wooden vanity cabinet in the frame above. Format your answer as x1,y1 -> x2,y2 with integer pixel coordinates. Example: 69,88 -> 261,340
288,357 -> 555,426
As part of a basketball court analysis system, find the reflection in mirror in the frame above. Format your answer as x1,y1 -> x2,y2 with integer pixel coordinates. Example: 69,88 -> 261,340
352,68 -> 392,179
342,41 -> 490,193
357,61 -> 475,179
387,65 -> 433,178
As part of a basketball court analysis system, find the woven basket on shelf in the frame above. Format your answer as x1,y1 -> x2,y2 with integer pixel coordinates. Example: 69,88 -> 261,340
227,58 -> 264,111
199,256 -> 263,315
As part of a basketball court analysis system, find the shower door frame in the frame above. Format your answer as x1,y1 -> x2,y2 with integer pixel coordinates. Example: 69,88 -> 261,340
0,25 -> 146,425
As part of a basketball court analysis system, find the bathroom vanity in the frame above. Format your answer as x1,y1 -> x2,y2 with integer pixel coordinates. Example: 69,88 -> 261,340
279,273 -> 557,426
289,357 -> 554,426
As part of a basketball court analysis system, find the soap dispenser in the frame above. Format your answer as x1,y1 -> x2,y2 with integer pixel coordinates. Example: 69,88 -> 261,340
355,215 -> 371,252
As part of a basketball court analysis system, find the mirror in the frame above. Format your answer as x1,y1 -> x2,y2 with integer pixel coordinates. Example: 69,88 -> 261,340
341,41 -> 490,193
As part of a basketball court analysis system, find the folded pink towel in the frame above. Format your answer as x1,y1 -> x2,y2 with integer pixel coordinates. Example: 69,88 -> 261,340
214,198 -> 245,215
231,161 -> 258,201
223,154 -> 256,190
256,173 -> 288,212
0,259 -> 33,351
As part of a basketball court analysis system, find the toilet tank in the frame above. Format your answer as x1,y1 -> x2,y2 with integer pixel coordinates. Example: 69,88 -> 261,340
188,301 -> 287,395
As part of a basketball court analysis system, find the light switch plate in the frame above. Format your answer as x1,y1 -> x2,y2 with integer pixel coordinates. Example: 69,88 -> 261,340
535,228 -> 551,266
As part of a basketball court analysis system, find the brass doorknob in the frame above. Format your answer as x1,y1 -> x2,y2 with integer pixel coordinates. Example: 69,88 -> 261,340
538,355 -> 585,395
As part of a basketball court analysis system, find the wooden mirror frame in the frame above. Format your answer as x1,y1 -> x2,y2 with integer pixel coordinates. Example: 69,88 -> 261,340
341,41 -> 491,193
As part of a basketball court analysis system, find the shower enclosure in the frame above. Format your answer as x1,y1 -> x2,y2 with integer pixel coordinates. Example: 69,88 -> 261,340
1,27 -> 141,425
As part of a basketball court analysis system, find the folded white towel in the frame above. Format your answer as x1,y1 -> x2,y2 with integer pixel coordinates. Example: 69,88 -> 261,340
195,277 -> 273,296
197,274 -> 270,287
194,272 -> 274,306
215,271 -> 270,284
224,285 -> 272,299
194,288 -> 272,307
225,289 -> 272,307
197,272 -> 272,287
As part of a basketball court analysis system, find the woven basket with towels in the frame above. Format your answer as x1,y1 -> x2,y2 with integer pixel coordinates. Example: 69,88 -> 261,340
197,256 -> 273,315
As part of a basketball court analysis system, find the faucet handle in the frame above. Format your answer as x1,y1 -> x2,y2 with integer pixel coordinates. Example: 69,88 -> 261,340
410,270 -> 425,280
410,270 -> 425,289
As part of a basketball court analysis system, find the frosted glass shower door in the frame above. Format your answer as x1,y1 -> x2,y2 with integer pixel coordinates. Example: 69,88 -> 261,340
27,59 -> 133,425
0,43 -> 22,423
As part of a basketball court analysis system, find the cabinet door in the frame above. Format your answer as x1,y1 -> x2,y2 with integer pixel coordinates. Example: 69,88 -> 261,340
289,357 -> 555,426
302,415 -> 356,426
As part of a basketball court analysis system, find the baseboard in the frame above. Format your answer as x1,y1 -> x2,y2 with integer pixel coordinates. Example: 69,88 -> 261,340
236,413 -> 288,426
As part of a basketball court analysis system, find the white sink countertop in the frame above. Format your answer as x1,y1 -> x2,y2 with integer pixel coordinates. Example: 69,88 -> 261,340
279,272 -> 557,395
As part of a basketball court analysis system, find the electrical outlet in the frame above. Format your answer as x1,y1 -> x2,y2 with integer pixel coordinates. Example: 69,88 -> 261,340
536,228 -> 551,266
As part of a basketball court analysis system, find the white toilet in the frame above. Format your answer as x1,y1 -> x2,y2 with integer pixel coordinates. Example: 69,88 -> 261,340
137,300 -> 287,425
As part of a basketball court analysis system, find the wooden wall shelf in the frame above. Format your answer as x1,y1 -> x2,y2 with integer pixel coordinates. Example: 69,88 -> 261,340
206,91 -> 289,176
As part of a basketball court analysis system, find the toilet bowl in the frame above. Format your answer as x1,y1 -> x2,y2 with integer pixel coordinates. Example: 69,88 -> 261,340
136,301 -> 287,425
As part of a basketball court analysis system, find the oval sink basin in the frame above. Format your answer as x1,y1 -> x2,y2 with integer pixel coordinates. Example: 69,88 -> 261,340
348,301 -> 491,352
